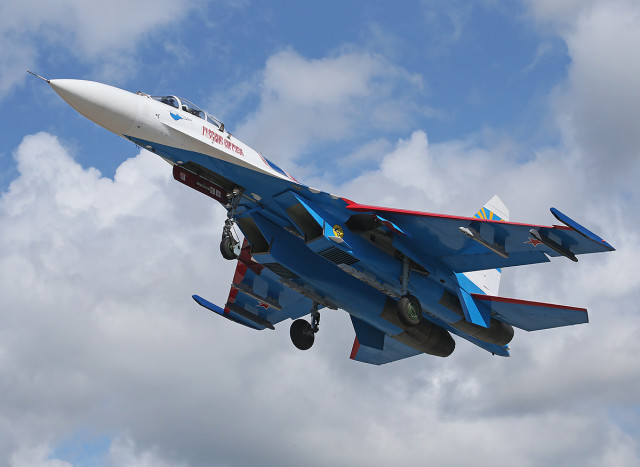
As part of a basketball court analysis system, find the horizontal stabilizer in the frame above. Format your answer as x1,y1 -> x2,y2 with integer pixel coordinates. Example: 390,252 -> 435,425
349,316 -> 421,365
210,239 -> 316,332
471,294 -> 588,331
192,294 -> 273,330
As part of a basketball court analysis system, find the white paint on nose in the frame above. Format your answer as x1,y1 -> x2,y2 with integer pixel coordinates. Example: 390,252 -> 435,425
49,79 -> 142,137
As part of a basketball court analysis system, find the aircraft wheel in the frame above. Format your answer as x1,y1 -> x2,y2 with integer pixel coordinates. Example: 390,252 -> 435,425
220,236 -> 238,260
397,295 -> 422,327
290,319 -> 315,350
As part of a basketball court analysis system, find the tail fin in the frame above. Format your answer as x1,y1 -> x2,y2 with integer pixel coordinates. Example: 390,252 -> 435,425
463,195 -> 509,295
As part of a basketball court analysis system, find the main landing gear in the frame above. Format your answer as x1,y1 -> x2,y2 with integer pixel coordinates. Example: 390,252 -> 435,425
397,255 -> 422,327
397,295 -> 422,326
220,188 -> 242,260
290,303 -> 320,350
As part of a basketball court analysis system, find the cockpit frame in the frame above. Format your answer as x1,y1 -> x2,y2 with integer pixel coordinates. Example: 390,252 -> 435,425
148,94 -> 224,129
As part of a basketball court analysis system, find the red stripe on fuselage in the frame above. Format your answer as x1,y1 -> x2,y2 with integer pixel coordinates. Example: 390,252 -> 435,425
350,337 -> 360,360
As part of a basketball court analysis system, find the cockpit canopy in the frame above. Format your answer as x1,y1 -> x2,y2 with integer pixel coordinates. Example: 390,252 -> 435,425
151,95 -> 222,128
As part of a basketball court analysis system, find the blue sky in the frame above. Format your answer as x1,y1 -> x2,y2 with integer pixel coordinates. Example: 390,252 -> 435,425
1,1 -> 640,466
1,2 -> 569,184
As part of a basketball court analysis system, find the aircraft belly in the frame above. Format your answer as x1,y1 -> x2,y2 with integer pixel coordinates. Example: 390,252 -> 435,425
247,214 -> 406,336
245,211 -> 468,351
240,192 -> 512,355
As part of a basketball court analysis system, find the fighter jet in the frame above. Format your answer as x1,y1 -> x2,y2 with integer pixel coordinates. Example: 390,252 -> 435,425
32,72 -> 615,364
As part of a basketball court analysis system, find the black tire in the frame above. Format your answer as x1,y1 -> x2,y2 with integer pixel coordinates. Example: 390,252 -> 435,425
220,236 -> 238,260
290,319 -> 315,350
397,295 -> 422,326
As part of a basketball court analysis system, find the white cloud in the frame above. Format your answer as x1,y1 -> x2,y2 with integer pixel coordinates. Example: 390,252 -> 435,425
236,48 -> 426,170
3,2 -> 640,464
108,437 -> 187,467
561,2 -> 640,169
525,0 -> 640,181
525,0 -> 601,28
2,120 -> 639,465
0,132 -> 235,465
10,443 -> 72,467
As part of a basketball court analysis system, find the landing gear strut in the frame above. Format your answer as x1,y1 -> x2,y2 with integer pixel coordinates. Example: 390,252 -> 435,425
397,255 -> 422,326
219,188 -> 242,260
290,302 -> 320,350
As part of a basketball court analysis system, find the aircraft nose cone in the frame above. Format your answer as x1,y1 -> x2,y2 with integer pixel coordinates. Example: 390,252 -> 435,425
49,79 -> 141,136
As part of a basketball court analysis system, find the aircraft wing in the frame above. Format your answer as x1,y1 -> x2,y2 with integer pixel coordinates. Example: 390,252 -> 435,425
193,240 -> 315,330
346,202 -> 615,272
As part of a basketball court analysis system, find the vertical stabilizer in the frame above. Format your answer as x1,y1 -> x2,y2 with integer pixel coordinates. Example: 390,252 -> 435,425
476,195 -> 509,223
463,195 -> 509,295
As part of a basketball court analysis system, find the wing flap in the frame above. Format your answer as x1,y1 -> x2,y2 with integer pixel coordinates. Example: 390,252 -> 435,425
472,294 -> 588,331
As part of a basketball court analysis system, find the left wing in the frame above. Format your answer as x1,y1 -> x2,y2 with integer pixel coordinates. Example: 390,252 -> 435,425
193,240 -> 315,330
346,203 -> 615,272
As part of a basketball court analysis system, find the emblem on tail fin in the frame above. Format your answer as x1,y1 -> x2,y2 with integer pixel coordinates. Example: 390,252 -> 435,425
463,195 -> 510,296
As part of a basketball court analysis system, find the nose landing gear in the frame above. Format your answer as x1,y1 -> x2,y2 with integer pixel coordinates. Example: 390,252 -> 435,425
219,188 -> 242,260
290,303 -> 320,350
220,220 -> 240,260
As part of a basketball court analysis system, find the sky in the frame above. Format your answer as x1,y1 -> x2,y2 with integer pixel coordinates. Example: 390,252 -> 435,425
1,1 -> 639,466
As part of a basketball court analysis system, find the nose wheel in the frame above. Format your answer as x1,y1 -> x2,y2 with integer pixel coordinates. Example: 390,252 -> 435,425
290,303 -> 320,350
